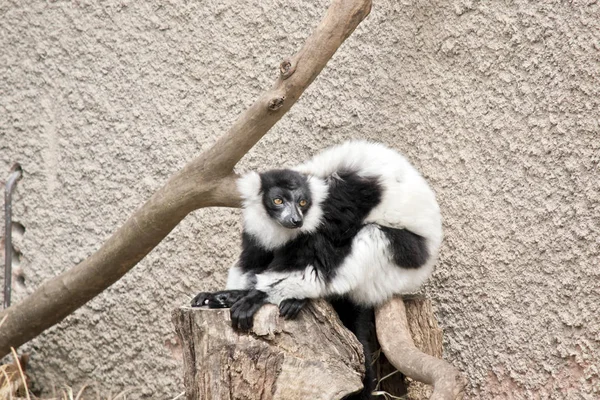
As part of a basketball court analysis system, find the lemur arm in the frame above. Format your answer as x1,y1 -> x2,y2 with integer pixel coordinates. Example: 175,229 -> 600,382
230,234 -> 363,331
229,264 -> 345,330
254,266 -> 329,303
229,267 -> 328,330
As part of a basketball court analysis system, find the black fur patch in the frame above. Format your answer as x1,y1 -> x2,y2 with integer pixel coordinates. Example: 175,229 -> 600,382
238,232 -> 274,274
266,172 -> 383,282
321,172 -> 382,244
330,297 -> 376,400
260,169 -> 309,192
380,227 -> 429,269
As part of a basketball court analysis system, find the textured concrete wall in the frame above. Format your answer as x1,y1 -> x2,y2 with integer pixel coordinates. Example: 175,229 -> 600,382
1,0 -> 599,398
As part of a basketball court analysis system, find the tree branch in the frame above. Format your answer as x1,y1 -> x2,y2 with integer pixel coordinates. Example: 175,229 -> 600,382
375,297 -> 467,400
0,0 -> 372,358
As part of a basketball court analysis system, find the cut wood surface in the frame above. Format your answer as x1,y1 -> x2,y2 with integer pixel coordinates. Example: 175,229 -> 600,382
173,301 -> 365,400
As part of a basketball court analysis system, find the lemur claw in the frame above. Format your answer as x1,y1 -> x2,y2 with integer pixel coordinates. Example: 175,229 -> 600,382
190,292 -> 212,307
279,298 -> 307,319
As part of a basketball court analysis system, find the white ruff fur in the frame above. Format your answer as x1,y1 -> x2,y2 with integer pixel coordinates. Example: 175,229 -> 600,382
237,171 -> 328,250
255,266 -> 327,304
328,224 -> 435,305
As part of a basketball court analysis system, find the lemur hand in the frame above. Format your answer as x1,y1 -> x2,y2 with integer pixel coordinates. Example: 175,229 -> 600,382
278,298 -> 307,319
191,290 -> 250,308
230,289 -> 268,331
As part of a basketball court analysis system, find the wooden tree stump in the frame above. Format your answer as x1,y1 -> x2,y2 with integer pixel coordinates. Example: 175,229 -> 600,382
173,300 -> 365,400
173,296 -> 464,400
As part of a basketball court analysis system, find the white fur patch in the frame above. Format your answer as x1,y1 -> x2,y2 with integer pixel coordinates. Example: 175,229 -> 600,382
327,224 -> 436,305
295,140 -> 443,262
303,175 -> 328,232
225,263 -> 251,290
254,266 -> 327,305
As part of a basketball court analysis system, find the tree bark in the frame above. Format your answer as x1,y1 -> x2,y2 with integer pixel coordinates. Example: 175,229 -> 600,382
0,0 -> 372,358
173,297 -> 465,400
173,301 -> 365,400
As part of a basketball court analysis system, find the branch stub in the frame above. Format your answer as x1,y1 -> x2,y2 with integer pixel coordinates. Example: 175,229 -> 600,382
268,96 -> 286,111
279,59 -> 296,79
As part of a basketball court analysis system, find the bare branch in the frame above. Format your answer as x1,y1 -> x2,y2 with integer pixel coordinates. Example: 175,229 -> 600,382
0,0 -> 372,357
375,297 -> 467,400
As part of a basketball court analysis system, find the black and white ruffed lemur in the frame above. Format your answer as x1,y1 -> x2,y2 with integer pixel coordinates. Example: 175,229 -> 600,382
192,140 -> 442,400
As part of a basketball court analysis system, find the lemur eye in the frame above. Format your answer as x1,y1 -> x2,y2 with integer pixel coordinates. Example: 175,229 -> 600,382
299,199 -> 307,207
273,198 -> 283,205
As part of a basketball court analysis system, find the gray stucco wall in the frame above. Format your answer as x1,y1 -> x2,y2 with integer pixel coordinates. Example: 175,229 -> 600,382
1,0 -> 599,398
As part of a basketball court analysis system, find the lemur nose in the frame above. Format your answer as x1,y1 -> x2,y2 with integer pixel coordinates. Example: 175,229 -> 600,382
291,218 -> 302,227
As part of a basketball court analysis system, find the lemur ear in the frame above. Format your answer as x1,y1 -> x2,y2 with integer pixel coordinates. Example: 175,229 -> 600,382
237,171 -> 262,201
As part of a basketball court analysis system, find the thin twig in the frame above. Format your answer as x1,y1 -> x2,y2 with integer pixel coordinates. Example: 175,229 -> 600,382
111,387 -> 137,400
75,383 -> 91,400
1,367 -> 15,400
171,391 -> 186,400
10,347 -> 31,400
375,369 -> 400,391
372,390 -> 407,399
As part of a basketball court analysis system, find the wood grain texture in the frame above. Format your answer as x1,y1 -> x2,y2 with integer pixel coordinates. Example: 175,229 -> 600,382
174,297 -> 464,400
173,301 -> 364,400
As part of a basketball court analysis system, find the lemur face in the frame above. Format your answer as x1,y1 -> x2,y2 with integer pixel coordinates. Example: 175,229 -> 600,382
260,169 -> 312,229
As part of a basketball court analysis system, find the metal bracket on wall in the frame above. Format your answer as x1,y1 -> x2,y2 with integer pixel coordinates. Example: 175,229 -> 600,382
4,163 -> 22,309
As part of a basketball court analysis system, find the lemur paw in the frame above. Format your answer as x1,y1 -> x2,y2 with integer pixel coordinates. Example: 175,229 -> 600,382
191,290 -> 249,308
230,289 -> 267,331
279,298 -> 307,319
191,291 -> 212,307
